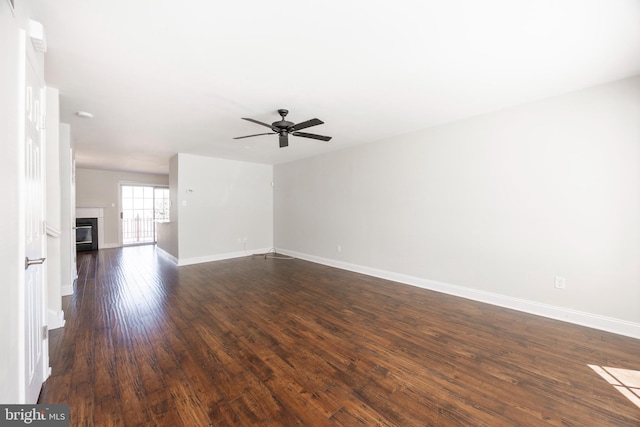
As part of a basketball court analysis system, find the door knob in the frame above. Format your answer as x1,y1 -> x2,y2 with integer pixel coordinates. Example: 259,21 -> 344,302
25,257 -> 46,270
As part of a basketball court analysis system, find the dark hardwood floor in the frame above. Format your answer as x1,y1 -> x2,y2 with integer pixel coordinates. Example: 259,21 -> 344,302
39,245 -> 640,426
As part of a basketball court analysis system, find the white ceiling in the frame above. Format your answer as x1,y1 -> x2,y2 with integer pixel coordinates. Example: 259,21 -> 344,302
28,0 -> 640,175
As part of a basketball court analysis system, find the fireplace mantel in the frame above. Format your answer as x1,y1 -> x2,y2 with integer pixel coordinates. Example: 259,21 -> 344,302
76,207 -> 104,219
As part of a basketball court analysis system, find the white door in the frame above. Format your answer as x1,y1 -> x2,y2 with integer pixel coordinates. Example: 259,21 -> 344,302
23,45 -> 48,404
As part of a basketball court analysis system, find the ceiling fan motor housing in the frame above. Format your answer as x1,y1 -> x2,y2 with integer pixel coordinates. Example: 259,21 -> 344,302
273,120 -> 294,130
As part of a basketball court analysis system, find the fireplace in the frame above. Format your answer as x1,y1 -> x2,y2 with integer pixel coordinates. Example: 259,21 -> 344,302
76,218 -> 98,252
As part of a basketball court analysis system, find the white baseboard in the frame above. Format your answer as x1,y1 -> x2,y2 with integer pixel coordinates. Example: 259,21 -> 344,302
156,246 -> 179,265
177,247 -> 273,266
61,282 -> 73,296
279,249 -> 640,340
101,243 -> 120,249
47,309 -> 65,330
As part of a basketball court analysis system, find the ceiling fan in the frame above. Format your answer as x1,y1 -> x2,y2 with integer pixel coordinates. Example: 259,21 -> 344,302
234,109 -> 332,148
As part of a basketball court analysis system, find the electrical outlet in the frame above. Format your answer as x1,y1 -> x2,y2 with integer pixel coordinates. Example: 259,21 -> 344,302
337,244 -> 342,252
554,276 -> 566,289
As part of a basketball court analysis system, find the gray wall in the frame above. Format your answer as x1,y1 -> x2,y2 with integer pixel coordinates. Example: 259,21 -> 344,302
170,153 -> 273,264
160,154 -> 180,258
75,168 -> 169,246
274,75 -> 640,326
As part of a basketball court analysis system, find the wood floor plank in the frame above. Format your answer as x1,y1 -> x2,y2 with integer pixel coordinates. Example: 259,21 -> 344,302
92,330 -> 119,402
93,398 -> 125,427
145,388 -> 184,427
39,246 -> 640,426
165,373 -> 212,427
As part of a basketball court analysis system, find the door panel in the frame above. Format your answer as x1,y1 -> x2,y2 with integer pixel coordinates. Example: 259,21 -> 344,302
24,46 -> 47,404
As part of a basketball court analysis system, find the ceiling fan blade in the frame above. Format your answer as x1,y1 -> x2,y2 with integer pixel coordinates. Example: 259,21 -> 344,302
290,118 -> 323,132
279,133 -> 289,148
242,117 -> 275,129
291,131 -> 332,142
233,132 -> 274,140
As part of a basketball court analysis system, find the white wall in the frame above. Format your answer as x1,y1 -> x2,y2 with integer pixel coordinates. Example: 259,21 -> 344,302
45,88 -> 61,232
172,153 -> 273,265
59,123 -> 75,295
274,75 -> 640,334
75,168 -> 169,247
0,0 -> 41,403
0,0 -> 24,403
45,87 -> 64,328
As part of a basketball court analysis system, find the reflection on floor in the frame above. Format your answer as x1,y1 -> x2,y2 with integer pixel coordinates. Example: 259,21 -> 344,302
589,365 -> 640,409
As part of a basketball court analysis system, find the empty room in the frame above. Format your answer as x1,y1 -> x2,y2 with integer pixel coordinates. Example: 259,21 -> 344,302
1,0 -> 639,425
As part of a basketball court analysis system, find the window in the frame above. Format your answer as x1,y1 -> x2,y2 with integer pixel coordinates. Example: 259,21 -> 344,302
121,185 -> 169,245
